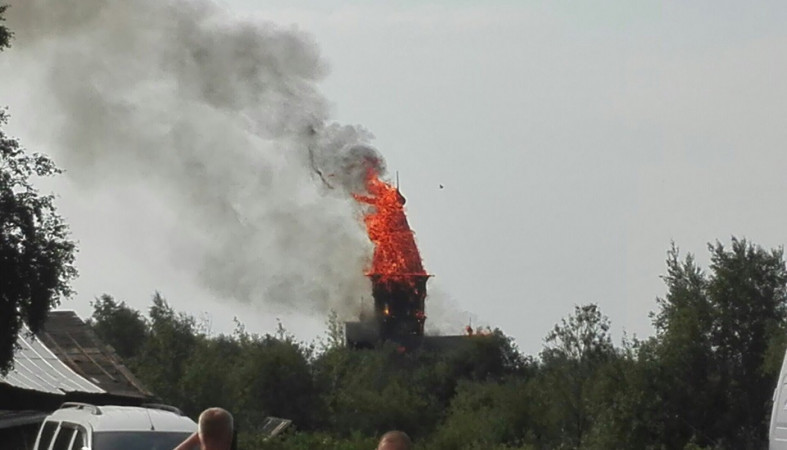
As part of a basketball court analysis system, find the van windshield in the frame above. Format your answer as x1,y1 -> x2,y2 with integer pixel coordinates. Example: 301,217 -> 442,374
92,431 -> 194,450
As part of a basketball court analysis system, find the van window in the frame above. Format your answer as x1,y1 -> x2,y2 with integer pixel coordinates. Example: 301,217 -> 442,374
70,429 -> 86,450
52,427 -> 76,450
93,431 -> 194,450
37,421 -> 59,450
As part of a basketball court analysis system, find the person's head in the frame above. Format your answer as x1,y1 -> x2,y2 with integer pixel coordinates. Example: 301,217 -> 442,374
198,407 -> 234,450
377,430 -> 412,450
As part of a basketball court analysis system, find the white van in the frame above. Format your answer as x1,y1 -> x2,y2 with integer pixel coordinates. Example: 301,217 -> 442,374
33,402 -> 197,450
771,348 -> 787,449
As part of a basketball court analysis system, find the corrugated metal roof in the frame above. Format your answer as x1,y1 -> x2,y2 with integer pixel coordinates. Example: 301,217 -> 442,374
1,331 -> 104,395
39,311 -> 151,399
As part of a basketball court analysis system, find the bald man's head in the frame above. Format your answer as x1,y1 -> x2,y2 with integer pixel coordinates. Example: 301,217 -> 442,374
377,430 -> 412,450
198,407 -> 233,450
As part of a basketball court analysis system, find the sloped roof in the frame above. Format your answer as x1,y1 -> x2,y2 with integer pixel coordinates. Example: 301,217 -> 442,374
37,311 -> 151,399
1,331 -> 104,395
260,417 -> 293,438
0,410 -> 49,429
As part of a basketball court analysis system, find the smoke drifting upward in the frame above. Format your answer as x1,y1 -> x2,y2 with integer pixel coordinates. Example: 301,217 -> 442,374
3,0 -> 388,317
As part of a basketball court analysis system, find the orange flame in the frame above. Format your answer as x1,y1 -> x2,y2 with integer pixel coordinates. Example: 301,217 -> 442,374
353,168 -> 427,284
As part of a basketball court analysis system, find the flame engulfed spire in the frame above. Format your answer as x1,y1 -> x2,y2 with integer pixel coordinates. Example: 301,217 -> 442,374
345,168 -> 480,350
353,168 -> 427,283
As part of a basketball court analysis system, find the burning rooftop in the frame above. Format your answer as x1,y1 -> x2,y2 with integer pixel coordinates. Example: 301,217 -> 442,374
352,168 -> 428,282
346,168 -> 432,349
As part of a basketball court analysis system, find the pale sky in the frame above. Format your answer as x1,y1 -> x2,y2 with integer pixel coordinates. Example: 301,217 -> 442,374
4,1 -> 787,355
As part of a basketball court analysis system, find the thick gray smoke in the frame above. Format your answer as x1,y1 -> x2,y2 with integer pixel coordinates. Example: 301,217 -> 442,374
3,0 -> 387,317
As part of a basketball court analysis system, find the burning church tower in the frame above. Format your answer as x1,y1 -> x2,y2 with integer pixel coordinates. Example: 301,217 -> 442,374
345,168 -> 430,349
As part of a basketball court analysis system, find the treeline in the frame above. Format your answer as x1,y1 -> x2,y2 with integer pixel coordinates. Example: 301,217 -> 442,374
89,238 -> 787,449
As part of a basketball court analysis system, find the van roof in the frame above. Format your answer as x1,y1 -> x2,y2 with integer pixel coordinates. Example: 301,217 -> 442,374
47,405 -> 197,433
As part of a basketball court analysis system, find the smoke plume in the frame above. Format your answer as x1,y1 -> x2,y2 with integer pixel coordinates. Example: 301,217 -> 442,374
3,0 -> 387,317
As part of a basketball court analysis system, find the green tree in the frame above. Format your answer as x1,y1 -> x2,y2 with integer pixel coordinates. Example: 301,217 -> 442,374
581,337 -> 664,449
706,239 -> 787,447
314,344 -> 438,438
650,245 -> 716,448
538,303 -> 616,448
0,5 -> 11,51
446,329 -> 527,382
89,294 -> 148,359
179,335 -> 241,418
651,239 -> 787,448
318,310 -> 346,352
133,292 -> 198,406
1,107 -> 76,374
229,331 -> 318,431
430,379 -> 537,449
313,328 -> 528,441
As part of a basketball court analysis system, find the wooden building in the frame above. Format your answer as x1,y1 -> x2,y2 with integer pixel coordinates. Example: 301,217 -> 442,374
0,311 -> 152,449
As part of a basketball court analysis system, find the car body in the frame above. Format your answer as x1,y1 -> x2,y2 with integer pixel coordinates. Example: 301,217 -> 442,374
771,348 -> 787,449
33,402 -> 197,450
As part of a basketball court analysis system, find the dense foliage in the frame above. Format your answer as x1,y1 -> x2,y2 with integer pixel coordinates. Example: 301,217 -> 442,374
90,238 -> 787,449
0,3 -> 76,376
0,5 -> 10,51
0,112 -> 76,375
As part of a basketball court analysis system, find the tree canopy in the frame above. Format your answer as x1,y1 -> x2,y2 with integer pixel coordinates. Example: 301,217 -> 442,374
0,2 -> 76,375
0,5 -> 11,51
0,110 -> 76,374
88,238 -> 787,449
